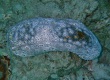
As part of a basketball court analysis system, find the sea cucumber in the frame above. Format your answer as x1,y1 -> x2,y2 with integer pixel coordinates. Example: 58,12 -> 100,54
7,18 -> 102,60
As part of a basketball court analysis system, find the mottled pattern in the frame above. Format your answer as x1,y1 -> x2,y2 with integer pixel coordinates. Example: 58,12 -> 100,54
7,18 -> 101,60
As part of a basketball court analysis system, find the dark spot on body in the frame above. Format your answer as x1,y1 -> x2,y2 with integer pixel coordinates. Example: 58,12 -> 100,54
77,31 -> 90,42
77,31 -> 86,40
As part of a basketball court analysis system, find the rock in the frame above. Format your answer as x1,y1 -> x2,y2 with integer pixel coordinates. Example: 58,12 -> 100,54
12,3 -> 24,14
0,72 -> 3,79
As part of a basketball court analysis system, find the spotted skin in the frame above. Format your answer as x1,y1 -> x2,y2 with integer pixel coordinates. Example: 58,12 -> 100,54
7,18 -> 102,60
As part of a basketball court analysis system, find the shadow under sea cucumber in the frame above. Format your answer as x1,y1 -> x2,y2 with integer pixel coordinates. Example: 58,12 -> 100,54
7,17 -> 102,60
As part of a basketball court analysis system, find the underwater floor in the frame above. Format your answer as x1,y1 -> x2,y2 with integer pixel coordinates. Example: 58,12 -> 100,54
0,0 -> 110,80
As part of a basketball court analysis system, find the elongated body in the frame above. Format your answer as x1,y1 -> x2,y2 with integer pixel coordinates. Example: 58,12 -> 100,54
7,18 -> 101,60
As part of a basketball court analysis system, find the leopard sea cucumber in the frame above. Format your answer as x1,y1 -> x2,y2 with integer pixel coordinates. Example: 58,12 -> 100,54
7,18 -> 102,60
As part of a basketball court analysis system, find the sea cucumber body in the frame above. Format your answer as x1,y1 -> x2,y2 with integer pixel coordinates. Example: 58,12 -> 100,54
7,18 -> 101,60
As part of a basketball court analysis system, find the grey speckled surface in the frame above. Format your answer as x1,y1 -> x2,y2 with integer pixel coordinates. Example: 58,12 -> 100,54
7,18 -> 101,60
